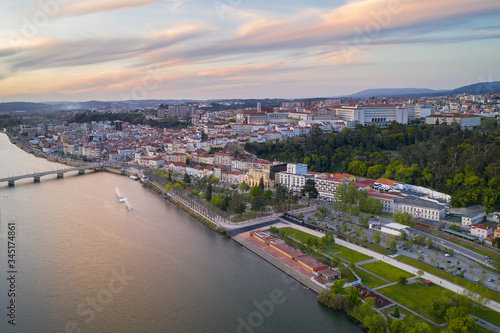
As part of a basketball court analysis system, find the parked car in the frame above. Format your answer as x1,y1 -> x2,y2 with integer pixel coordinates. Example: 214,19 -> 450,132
418,250 -> 423,254
488,278 -> 494,282
445,253 -> 450,257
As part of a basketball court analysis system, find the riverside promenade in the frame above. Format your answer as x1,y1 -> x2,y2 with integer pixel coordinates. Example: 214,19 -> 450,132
285,223 -> 500,314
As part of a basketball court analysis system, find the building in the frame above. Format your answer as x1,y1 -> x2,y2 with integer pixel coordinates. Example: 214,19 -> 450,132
114,120 -> 122,131
425,114 -> 481,129
168,105 -> 196,117
470,224 -> 493,239
278,163 -> 312,191
380,222 -> 410,236
393,196 -> 445,221
461,211 -> 486,226
214,152 -> 234,167
315,177 -> 344,202
334,104 -> 408,126
374,178 -> 404,191
246,168 -> 274,189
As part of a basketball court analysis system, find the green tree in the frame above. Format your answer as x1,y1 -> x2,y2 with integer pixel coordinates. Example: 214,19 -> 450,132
231,194 -> 246,215
263,189 -> 273,200
348,160 -> 367,177
168,172 -> 172,181
367,165 -> 385,179
209,176 -> 219,184
259,176 -> 265,189
331,279 -> 345,295
389,319 -> 407,333
345,286 -> 361,307
374,231 -> 381,245
205,182 -> 213,202
172,182 -> 182,188
183,173 -> 191,183
408,323 -> 431,333
360,297 -> 375,318
301,179 -> 319,206
393,211 -> 415,227
364,314 -> 387,333
429,298 -> 449,319
239,181 -> 250,192
392,306 -> 400,318
165,184 -> 171,191
251,194 -> 266,212
398,276 -> 408,285
250,185 -> 263,197
359,214 -> 371,228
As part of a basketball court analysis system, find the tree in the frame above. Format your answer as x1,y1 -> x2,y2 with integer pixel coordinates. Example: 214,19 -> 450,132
258,176 -> 265,189
392,306 -> 400,318
426,238 -> 433,249
206,182 -> 213,202
201,131 -> 208,141
183,173 -> 191,183
389,319 -> 407,333
239,181 -> 250,192
345,286 -> 361,307
408,323 -> 432,333
263,189 -> 273,200
448,224 -> 461,232
249,185 -> 263,197
331,279 -> 345,295
231,194 -> 246,215
360,297 -> 375,318
168,172 -> 172,181
393,211 -> 415,227
209,176 -> 219,184
251,194 -> 266,212
360,214 -> 371,228
429,298 -> 449,319
172,182 -> 182,188
386,236 -> 397,251
165,184 -> 171,191
374,231 -> 381,245
398,276 -> 408,285
364,314 -> 387,333
301,179 -> 318,206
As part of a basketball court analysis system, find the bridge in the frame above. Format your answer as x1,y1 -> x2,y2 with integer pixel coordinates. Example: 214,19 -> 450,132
0,165 -> 102,186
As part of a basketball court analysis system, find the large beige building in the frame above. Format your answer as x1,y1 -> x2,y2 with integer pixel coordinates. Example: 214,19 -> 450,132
334,104 -> 408,126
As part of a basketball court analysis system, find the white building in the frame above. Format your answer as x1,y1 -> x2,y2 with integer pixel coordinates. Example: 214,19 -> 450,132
381,222 -> 410,236
425,114 -> 481,129
278,163 -> 312,191
393,196 -> 445,221
335,104 -> 408,126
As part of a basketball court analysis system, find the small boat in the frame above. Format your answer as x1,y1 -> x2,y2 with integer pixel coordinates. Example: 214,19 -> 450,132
115,187 -> 122,198
140,175 -> 149,182
124,198 -> 132,211
130,175 -> 139,180
119,197 -> 127,203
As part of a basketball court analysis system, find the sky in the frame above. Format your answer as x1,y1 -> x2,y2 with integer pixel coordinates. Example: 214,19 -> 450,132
0,0 -> 499,102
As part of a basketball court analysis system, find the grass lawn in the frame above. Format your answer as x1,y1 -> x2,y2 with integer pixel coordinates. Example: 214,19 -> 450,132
361,261 -> 414,282
383,306 -> 441,333
398,256 -> 500,303
355,268 -> 387,288
468,303 -> 500,327
377,283 -> 457,324
279,227 -> 372,263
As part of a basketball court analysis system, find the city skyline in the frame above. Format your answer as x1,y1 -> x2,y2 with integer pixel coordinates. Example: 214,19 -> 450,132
1,0 -> 500,102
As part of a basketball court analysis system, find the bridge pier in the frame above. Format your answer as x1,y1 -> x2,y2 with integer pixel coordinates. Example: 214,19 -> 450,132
78,170 -> 85,175
57,173 -> 64,179
8,181 -> 15,187
34,176 -> 40,183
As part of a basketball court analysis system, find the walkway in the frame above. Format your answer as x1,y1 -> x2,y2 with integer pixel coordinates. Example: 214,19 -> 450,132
284,223 -> 500,314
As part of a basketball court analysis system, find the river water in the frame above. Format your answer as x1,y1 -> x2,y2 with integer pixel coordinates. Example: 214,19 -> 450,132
0,133 -> 361,333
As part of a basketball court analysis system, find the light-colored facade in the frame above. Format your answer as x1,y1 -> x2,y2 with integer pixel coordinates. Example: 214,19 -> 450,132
315,177 -> 343,201
393,196 -> 445,221
425,114 -> 481,129
335,104 -> 408,126
470,224 -> 493,239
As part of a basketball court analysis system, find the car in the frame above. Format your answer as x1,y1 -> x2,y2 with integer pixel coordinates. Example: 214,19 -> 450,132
418,250 -> 423,254
457,267 -> 461,270
446,260 -> 452,263
441,241 -> 445,244
439,267 -> 444,270
488,278 -> 494,282
450,264 -> 454,268
474,280 -> 478,284
445,253 -> 450,257
408,249 -> 412,252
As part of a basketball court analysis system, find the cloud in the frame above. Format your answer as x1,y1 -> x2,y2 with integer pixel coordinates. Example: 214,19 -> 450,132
59,0 -> 167,17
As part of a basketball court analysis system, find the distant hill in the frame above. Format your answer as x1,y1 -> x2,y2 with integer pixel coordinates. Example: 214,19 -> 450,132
0,102 -> 54,113
448,81 -> 500,95
345,81 -> 500,98
347,88 -> 444,98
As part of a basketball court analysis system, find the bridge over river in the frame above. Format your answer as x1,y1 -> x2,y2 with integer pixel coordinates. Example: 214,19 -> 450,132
0,165 -> 102,186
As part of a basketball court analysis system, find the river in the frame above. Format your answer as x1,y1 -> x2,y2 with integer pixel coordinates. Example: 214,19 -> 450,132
0,133 -> 361,333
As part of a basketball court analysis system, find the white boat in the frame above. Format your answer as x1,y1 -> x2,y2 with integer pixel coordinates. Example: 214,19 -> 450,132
115,187 -> 122,198
124,198 -> 132,211
130,175 -> 139,180
119,197 -> 127,203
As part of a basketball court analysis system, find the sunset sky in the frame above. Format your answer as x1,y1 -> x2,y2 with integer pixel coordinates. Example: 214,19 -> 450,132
1,0 -> 499,102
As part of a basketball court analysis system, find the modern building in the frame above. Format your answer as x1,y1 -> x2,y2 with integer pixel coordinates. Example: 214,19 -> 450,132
315,177 -> 344,201
114,120 -> 122,131
334,104 -> 408,126
278,163 -> 312,191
